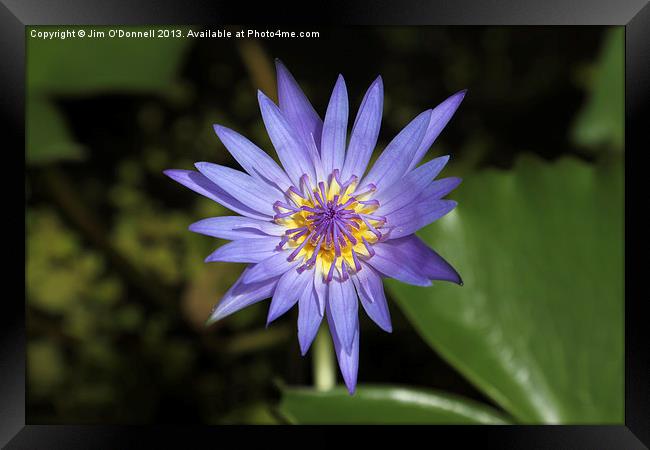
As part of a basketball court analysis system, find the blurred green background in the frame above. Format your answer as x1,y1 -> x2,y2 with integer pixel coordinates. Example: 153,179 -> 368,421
25,26 -> 623,424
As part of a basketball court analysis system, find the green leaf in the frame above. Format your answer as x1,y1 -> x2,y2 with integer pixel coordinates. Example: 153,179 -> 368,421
27,97 -> 85,164
571,27 -> 624,152
388,155 -> 623,424
27,26 -> 192,95
26,26 -> 192,165
279,385 -> 511,424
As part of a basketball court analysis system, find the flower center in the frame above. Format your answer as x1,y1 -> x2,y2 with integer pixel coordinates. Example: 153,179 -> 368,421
273,170 -> 385,281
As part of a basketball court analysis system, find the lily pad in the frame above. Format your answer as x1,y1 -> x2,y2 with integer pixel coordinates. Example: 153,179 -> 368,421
279,385 -> 510,424
388,155 -> 623,423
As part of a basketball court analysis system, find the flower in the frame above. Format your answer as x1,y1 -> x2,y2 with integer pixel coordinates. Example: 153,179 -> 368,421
164,60 -> 465,394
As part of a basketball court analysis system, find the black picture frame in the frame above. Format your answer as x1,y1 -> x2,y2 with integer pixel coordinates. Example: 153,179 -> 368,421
5,0 -> 648,447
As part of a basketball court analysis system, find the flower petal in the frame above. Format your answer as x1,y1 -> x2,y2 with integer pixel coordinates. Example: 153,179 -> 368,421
340,77 -> 383,180
407,89 -> 467,172
258,90 -> 316,185
352,263 -> 392,332
275,59 -> 323,151
326,306 -> 359,395
385,199 -> 457,239
305,130 -> 326,183
194,162 -> 279,216
205,238 -> 279,263
320,74 -> 348,175
242,250 -> 299,284
267,267 -> 312,324
409,236 -> 462,284
212,124 -> 292,191
189,216 -> 286,240
368,236 -> 462,286
361,109 -> 432,191
365,240 -> 431,287
297,278 -> 323,355
374,155 -> 450,214
327,278 -> 358,354
163,169 -> 269,220
313,260 -> 328,316
416,177 -> 462,202
206,267 -> 280,325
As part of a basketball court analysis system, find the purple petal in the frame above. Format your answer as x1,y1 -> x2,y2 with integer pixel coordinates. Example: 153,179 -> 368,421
340,77 -> 383,180
408,235 -> 462,284
381,178 -> 460,237
242,250 -> 299,284
163,169 -> 269,220
258,90 -> 316,185
275,59 -> 323,151
385,199 -> 457,239
398,235 -> 463,284
320,75 -> 348,175
267,267 -> 312,324
212,124 -> 292,191
361,109 -> 432,191
312,262 -> 328,316
375,155 -> 450,214
407,89 -> 467,172
305,128 -> 326,182
368,236 -> 462,286
326,305 -> 359,395
194,163 -> 279,217
297,277 -> 323,355
206,267 -> 279,325
205,238 -> 279,263
365,240 -> 431,287
327,278 -> 358,354
352,263 -> 392,332
416,177 -> 462,202
189,216 -> 285,240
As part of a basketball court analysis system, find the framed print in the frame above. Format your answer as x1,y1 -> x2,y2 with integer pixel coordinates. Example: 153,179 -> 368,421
4,0 -> 648,447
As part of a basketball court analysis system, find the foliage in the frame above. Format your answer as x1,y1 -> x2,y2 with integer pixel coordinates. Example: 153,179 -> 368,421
571,28 -> 624,153
26,26 -> 192,164
389,156 -> 623,424
280,386 -> 510,424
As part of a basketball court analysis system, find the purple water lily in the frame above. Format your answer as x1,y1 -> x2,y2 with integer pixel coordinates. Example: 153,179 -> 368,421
165,60 -> 465,394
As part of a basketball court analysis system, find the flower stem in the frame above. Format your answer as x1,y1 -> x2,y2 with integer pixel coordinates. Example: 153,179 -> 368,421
312,325 -> 336,391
